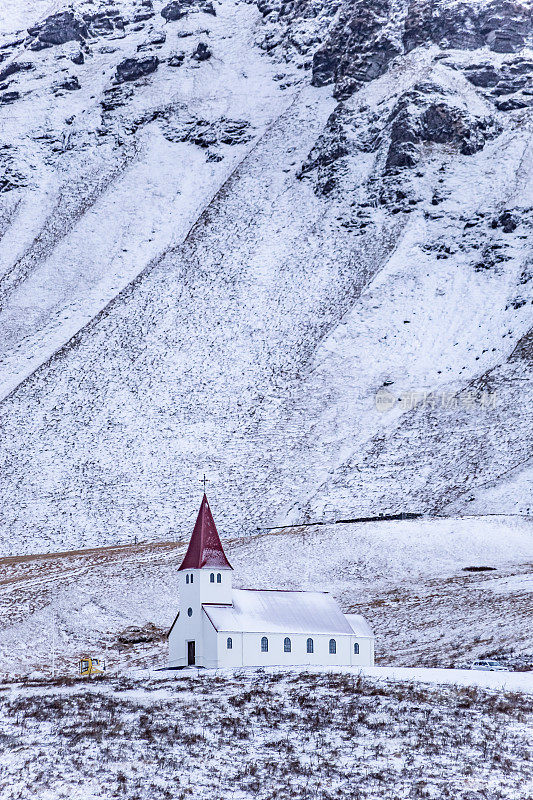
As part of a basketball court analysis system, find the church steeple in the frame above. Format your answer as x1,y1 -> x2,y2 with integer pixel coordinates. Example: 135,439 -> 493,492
178,494 -> 233,571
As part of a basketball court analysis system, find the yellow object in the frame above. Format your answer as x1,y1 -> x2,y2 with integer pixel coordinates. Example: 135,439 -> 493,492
79,656 -> 106,676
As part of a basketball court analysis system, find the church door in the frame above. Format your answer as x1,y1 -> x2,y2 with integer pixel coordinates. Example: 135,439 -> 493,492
187,641 -> 196,666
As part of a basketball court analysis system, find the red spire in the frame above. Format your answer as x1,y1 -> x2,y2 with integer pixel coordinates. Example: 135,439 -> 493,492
178,494 -> 233,571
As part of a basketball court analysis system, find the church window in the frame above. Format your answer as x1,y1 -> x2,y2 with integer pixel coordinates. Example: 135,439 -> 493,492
190,574 -> 194,584
329,639 -> 336,654
227,637 -> 232,650
217,573 -> 221,583
354,643 -> 360,655
187,607 -> 193,617
261,636 -> 268,653
186,575 -> 189,584
284,637 -> 291,653
210,573 -> 215,583
306,638 -> 314,654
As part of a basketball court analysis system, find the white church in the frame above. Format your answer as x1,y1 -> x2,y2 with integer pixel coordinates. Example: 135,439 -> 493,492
168,495 -> 375,669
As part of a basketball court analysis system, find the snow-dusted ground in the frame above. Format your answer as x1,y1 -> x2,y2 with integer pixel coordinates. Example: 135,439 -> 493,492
143,663 -> 533,692
0,670 -> 530,800
144,666 -> 533,694
0,515 -> 530,679
359,665 -> 533,693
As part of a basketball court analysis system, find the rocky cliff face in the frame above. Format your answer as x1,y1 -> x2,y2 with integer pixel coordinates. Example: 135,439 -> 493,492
0,0 -> 531,553
256,0 -> 532,97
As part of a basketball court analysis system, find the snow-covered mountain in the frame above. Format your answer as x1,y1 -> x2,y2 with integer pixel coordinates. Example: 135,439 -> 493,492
0,0 -> 531,553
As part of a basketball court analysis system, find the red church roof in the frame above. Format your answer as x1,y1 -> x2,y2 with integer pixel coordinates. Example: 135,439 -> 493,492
178,494 -> 233,571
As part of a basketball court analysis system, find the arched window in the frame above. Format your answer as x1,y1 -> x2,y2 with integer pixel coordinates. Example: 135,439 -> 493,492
210,573 -> 215,583
227,637 -> 232,650
329,639 -> 336,654
284,637 -> 291,653
186,575 -> 189,584
190,573 -> 194,584
261,636 -> 268,652
354,642 -> 360,655
306,638 -> 314,654
217,573 -> 221,583
187,607 -> 193,617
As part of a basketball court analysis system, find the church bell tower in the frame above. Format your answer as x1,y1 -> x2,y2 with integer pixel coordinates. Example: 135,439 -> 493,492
177,494 -> 233,609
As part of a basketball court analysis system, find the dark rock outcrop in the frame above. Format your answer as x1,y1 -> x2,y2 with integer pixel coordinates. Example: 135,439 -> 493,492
117,623 -> 165,647
265,0 -> 532,101
27,11 -> 88,48
385,95 -> 498,171
168,53 -> 186,67
492,210 -> 519,232
495,97 -> 529,110
137,31 -> 167,51
133,1 -> 155,23
403,0 -> 532,55
509,58 -> 533,74
311,0 -> 400,99
0,147 -> 26,192
298,107 -> 350,178
0,170 -> 26,192
0,62 -> 33,83
312,49 -> 337,87
161,0 -> 216,22
0,38 -> 25,56
115,55 -> 159,83
386,139 -> 419,170
161,0 -> 187,20
0,91 -> 20,104
461,59 -> 532,100
82,9 -> 125,37
166,117 -> 251,148
464,65 -> 501,88
101,85 -> 133,112
191,41 -> 211,61
55,75 -> 81,92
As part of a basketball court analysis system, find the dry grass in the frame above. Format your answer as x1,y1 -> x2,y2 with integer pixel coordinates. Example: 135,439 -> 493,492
0,671 -> 531,800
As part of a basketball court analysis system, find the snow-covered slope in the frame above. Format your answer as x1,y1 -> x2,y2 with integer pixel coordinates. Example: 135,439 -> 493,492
0,515 -> 530,677
0,0 -> 531,554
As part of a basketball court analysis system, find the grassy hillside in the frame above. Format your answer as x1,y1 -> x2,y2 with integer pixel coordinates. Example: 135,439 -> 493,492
0,515 -> 530,678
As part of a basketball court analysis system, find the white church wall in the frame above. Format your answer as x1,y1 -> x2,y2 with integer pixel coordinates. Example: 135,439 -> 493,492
168,582 -> 206,667
234,632 -> 373,667
177,568 -> 233,608
198,568 -> 233,605
169,607 -> 219,667
201,612 -> 219,668
351,636 -> 374,667
216,631 -> 245,668
169,567 -> 233,667
168,618 -> 185,667
171,623 -> 374,668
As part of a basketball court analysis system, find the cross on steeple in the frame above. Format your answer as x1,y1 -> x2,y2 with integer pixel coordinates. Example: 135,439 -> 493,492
200,474 -> 208,492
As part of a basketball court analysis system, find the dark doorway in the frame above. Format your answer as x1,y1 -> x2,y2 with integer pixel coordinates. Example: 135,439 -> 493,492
187,641 -> 196,666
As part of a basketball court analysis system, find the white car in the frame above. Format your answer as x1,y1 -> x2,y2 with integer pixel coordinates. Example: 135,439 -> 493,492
470,660 -> 509,672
